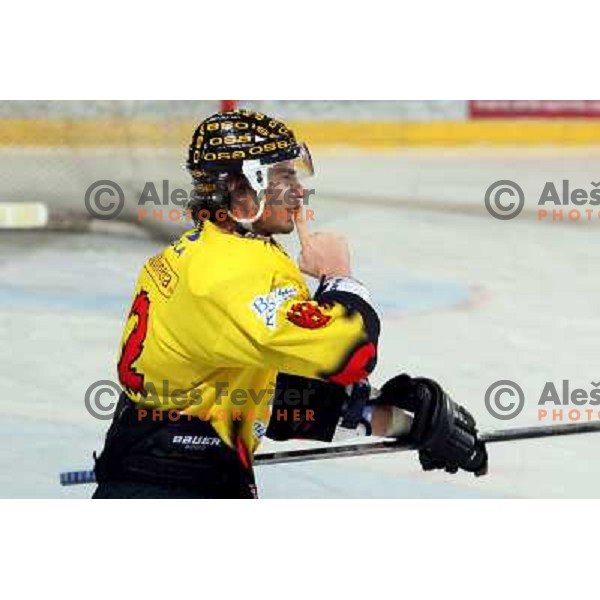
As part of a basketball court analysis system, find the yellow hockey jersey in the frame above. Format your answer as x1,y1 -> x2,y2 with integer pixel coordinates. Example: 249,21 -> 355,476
116,220 -> 379,462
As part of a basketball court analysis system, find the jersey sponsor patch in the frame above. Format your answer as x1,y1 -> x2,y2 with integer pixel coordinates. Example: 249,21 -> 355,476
250,285 -> 297,329
286,302 -> 332,329
253,420 -> 267,439
144,254 -> 179,298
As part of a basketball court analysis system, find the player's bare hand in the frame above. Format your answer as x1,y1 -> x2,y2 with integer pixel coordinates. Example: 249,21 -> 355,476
295,208 -> 351,279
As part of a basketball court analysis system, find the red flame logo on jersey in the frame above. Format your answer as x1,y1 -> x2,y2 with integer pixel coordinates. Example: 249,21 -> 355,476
286,302 -> 332,329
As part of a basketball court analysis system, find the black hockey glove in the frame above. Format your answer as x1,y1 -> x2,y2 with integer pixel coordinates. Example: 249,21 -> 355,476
378,374 -> 488,477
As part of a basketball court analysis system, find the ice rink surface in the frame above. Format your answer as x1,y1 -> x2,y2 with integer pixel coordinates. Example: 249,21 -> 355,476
1,148 -> 599,498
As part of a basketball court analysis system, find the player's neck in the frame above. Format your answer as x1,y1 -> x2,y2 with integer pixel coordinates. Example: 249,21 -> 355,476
214,220 -> 273,243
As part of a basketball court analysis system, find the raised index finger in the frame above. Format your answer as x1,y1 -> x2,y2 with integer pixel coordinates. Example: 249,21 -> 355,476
294,207 -> 310,250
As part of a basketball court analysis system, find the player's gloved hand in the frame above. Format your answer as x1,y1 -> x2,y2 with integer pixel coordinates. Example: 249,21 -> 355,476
378,374 -> 488,477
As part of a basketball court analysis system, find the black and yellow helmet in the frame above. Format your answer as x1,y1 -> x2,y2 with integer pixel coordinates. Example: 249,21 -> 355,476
186,109 -> 313,226
187,109 -> 309,175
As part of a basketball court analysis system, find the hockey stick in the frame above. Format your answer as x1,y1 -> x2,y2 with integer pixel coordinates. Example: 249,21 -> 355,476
59,419 -> 600,486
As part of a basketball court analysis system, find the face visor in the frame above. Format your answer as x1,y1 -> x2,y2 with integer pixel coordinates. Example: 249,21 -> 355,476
286,141 -> 314,180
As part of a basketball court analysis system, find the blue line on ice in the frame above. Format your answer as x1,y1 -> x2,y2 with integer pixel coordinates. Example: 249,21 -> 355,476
0,278 -> 474,315
0,287 -> 129,313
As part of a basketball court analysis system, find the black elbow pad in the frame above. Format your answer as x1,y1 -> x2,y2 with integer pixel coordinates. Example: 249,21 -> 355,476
266,373 -> 348,442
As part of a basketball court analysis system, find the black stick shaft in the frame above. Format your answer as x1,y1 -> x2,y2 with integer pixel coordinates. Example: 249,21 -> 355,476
254,420 -> 600,465
480,420 -> 600,443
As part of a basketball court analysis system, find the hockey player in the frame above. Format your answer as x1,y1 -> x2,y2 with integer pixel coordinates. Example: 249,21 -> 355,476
92,109 -> 487,499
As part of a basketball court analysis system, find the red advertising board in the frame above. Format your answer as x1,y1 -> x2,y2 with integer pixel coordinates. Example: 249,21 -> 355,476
469,100 -> 600,119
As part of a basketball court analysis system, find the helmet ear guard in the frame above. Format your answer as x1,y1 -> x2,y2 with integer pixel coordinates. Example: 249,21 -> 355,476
241,159 -> 267,195
227,160 -> 269,226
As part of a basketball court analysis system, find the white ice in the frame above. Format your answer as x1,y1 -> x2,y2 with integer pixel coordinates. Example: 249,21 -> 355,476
1,148 -> 599,498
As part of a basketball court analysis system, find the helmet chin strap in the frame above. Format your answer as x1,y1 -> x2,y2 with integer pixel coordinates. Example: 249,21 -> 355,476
228,159 -> 268,231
